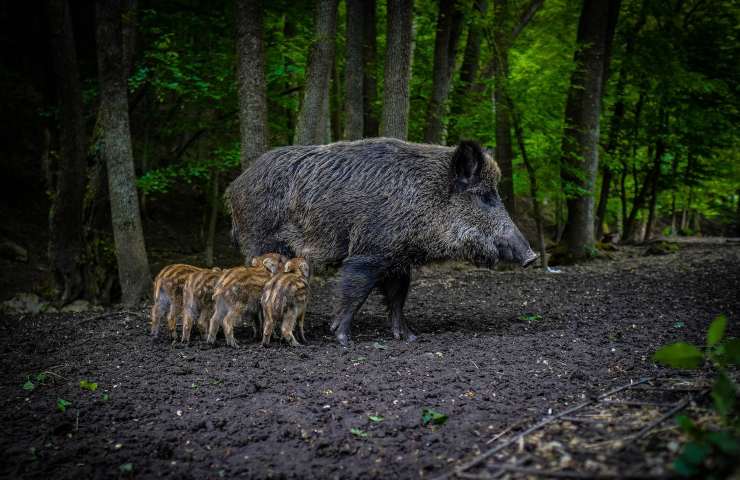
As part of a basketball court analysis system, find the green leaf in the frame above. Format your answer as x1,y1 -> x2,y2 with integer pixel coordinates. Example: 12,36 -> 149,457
372,342 -> 388,350
368,415 -> 384,423
56,398 -> 72,413
675,415 -> 696,434
724,339 -> 740,365
35,372 -> 47,383
350,427 -> 368,438
22,380 -> 35,391
707,430 -> 740,456
421,408 -> 448,426
79,380 -> 98,392
653,342 -> 703,369
707,314 -> 727,347
679,441 -> 710,466
119,463 -> 134,473
101,393 -> 110,401
711,371 -> 737,417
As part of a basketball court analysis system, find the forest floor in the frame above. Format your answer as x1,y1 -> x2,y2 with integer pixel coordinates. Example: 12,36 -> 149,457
0,242 -> 738,479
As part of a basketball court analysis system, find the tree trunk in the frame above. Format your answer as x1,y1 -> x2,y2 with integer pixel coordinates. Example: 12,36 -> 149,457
458,0 -> 486,90
344,0 -> 364,140
362,0 -> 379,137
594,9 -> 644,239
492,0 -> 515,216
205,168 -> 219,267
511,102 -> 547,269
331,57 -> 341,141
46,0 -> 87,305
423,0 -> 463,144
295,0 -> 338,145
643,139 -> 665,242
381,0 -> 414,140
559,0 -> 621,259
236,0 -> 269,169
96,0 -> 151,306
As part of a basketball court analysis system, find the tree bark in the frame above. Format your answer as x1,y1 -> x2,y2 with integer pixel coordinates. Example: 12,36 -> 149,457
492,0 -> 515,216
46,0 -> 87,305
295,0 -> 338,145
205,168 -> 219,267
236,0 -> 269,169
362,0 -> 379,137
344,0 -> 364,140
594,9 -> 645,239
423,0 -> 463,144
510,101 -> 547,269
381,0 -> 414,140
643,139 -> 665,242
96,0 -> 151,306
559,0 -> 621,259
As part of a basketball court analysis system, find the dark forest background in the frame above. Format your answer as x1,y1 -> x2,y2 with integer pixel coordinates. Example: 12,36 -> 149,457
0,0 -> 738,307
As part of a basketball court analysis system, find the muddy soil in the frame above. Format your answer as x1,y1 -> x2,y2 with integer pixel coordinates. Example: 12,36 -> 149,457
0,244 -> 738,479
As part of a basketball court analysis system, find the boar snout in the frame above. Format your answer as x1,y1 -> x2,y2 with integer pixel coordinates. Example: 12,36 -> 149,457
499,225 -> 537,268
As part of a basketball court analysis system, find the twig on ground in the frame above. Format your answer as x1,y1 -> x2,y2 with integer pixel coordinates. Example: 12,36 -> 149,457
77,310 -> 144,326
632,397 -> 690,441
473,465 -> 667,479
431,378 -> 652,480
485,419 -> 526,445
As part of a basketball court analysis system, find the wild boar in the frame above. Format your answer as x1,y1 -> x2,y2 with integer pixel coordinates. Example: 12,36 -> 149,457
150,264 -> 201,340
181,267 -> 222,344
207,253 -> 286,347
260,257 -> 310,347
228,138 -> 537,346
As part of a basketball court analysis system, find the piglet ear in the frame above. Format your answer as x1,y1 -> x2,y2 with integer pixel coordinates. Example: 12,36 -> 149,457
299,260 -> 310,279
250,257 -> 259,267
450,140 -> 484,193
263,258 -> 278,274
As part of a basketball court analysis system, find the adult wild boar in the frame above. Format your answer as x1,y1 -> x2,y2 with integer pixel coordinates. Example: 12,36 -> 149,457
228,138 -> 537,346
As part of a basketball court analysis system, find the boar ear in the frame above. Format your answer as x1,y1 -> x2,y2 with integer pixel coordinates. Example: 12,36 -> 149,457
450,140 -> 484,193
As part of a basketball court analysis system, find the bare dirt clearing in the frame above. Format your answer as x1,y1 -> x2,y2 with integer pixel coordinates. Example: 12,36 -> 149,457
1,244 -> 738,479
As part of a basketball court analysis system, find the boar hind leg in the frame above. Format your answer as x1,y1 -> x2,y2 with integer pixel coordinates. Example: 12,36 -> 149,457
223,310 -> 240,348
181,296 -> 198,344
331,256 -> 384,346
297,310 -> 307,344
380,272 -> 416,342
166,292 -> 182,341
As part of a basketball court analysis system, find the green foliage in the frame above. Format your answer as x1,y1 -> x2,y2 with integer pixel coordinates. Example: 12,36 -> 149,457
56,399 -> 72,413
350,427 -> 368,438
368,415 -> 384,423
519,313 -> 543,323
421,408 -> 448,426
79,380 -> 98,392
653,314 -> 739,478
653,342 -> 704,369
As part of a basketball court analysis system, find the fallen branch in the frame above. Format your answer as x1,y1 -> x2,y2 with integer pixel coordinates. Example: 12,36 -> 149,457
480,465 -> 667,479
632,397 -> 690,441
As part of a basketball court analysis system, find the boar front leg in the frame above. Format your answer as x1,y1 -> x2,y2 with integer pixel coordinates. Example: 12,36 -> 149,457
331,256 -> 384,346
379,271 -> 417,342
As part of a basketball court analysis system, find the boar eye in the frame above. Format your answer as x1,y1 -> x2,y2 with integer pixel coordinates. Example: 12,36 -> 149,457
478,190 -> 500,208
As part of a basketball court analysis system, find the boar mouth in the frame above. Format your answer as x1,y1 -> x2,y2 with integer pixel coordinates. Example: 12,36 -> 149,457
521,251 -> 539,268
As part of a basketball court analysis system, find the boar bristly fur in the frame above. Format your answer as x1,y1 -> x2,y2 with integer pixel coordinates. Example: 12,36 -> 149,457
181,267 -> 222,344
228,138 -> 537,345
151,264 -> 202,340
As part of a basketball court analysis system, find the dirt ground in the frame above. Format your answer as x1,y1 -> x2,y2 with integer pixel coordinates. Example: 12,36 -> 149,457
0,243 -> 738,479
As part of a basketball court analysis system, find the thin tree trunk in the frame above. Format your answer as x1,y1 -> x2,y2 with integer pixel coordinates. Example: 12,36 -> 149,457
205,168 -> 219,267
96,0 -> 151,306
47,0 -> 87,305
381,0 -> 414,140
510,101 -> 547,269
594,8 -> 645,238
344,0 -> 364,140
424,0 -> 463,144
643,139 -> 665,242
236,0 -> 269,169
331,57 -> 341,141
492,0 -> 515,216
669,152 -> 679,235
559,0 -> 621,259
295,0 -> 338,145
362,0 -> 379,137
